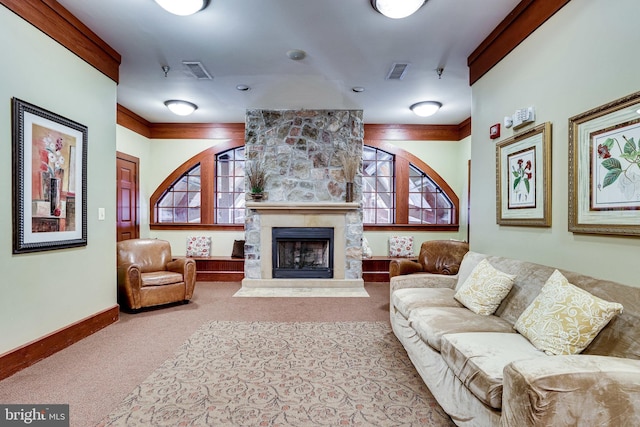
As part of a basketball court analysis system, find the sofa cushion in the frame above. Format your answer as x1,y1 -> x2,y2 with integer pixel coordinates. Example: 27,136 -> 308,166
515,270 -> 624,355
441,332 -> 546,409
392,288 -> 462,318
141,271 -> 184,287
454,259 -> 516,315
408,307 -> 515,352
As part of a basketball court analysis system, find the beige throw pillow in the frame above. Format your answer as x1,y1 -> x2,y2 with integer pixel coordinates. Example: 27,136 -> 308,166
454,259 -> 516,315
514,270 -> 623,355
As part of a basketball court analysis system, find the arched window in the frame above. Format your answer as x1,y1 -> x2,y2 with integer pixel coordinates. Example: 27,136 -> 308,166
150,141 -> 458,231
215,147 -> 245,224
155,164 -> 201,223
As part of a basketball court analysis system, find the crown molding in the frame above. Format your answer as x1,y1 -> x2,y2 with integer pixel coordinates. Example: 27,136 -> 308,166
116,106 -> 472,142
1,0 -> 121,82
468,0 -> 571,85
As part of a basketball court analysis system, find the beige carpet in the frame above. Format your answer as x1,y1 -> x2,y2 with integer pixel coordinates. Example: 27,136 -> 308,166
96,321 -> 454,426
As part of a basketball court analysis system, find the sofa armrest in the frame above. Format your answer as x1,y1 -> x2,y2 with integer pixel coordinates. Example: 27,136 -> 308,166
502,355 -> 640,426
389,258 -> 424,279
117,263 -> 142,308
167,257 -> 197,299
389,273 -> 458,294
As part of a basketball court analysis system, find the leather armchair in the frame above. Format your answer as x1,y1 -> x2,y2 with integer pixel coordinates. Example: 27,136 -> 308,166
117,238 -> 196,310
389,239 -> 469,279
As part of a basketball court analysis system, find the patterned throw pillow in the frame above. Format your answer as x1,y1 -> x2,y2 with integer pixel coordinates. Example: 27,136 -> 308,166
186,236 -> 211,257
362,236 -> 373,259
454,259 -> 516,315
514,270 -> 623,355
389,236 -> 414,257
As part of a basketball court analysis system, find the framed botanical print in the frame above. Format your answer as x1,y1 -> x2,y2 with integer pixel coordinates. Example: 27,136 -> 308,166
568,91 -> 640,236
12,98 -> 88,253
496,122 -> 552,226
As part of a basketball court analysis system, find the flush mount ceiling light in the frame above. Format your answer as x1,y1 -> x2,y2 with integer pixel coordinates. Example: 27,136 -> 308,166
154,0 -> 209,16
410,101 -> 442,117
164,100 -> 198,116
371,0 -> 425,19
286,49 -> 306,61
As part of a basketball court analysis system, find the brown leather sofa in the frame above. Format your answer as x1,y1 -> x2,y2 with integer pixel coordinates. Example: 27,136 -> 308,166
389,239 -> 469,279
117,238 -> 196,310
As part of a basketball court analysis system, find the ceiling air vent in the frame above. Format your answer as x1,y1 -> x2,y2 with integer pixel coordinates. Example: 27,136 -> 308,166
386,62 -> 410,80
182,61 -> 213,80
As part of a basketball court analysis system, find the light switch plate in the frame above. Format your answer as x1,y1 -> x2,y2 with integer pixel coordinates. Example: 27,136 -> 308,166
98,208 -> 105,220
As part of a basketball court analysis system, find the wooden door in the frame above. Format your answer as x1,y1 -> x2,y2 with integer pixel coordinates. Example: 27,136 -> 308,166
116,152 -> 139,241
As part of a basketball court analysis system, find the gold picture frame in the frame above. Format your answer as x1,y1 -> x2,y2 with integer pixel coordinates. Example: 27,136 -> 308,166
496,122 -> 552,227
568,91 -> 640,236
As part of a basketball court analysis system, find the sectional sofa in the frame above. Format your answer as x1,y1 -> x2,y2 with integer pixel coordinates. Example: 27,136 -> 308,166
390,249 -> 640,426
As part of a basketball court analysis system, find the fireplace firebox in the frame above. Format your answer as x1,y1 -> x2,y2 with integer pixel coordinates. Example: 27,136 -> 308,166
272,227 -> 334,278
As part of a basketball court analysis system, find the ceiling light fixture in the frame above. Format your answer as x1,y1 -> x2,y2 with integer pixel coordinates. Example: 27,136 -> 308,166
154,0 -> 209,16
286,49 -> 306,61
164,100 -> 198,116
352,87 -> 365,93
371,0 -> 425,19
410,101 -> 442,117
236,84 -> 250,91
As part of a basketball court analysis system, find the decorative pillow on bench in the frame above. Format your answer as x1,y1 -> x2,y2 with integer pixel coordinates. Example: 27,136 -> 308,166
514,269 -> 623,355
186,236 -> 211,257
454,259 -> 516,315
389,236 -> 414,257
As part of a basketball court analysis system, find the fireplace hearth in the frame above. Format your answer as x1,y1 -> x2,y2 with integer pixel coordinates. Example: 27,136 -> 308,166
272,227 -> 334,278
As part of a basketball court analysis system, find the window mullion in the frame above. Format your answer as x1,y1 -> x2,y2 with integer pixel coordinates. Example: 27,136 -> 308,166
395,157 -> 409,224
200,157 -> 214,224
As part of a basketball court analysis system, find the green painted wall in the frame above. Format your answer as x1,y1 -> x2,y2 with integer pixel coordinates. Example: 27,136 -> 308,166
470,0 -> 640,286
0,6 -> 117,354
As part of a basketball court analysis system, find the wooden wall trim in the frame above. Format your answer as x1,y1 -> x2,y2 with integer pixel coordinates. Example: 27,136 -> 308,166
458,117 -> 472,139
364,123 -> 462,141
467,0 -> 571,85
1,0 -> 121,83
117,104 -> 152,138
149,123 -> 246,140
115,104 -> 472,142
0,305 -> 119,380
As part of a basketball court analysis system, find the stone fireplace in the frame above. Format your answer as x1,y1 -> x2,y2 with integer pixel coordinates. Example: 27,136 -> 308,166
242,109 -> 364,290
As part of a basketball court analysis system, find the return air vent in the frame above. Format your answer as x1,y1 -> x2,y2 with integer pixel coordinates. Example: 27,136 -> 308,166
386,62 -> 410,80
182,61 -> 213,80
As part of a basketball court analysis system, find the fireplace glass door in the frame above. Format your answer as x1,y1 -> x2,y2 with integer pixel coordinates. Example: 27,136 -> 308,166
272,227 -> 334,278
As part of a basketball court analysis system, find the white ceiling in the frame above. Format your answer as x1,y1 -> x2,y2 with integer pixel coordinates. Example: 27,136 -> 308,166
56,0 -> 520,125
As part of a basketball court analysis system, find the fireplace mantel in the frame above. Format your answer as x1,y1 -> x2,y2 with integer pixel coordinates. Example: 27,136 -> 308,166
242,200 -> 364,289
246,202 -> 360,214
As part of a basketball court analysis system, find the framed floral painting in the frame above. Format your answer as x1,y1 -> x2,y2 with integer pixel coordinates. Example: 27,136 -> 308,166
12,98 -> 88,253
569,91 -> 640,236
496,122 -> 552,226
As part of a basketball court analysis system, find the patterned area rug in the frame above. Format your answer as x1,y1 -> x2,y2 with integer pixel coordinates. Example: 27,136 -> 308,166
97,321 -> 454,426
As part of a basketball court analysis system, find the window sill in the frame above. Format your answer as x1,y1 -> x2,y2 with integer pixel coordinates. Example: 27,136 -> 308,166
150,224 -> 244,231
363,224 -> 459,232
